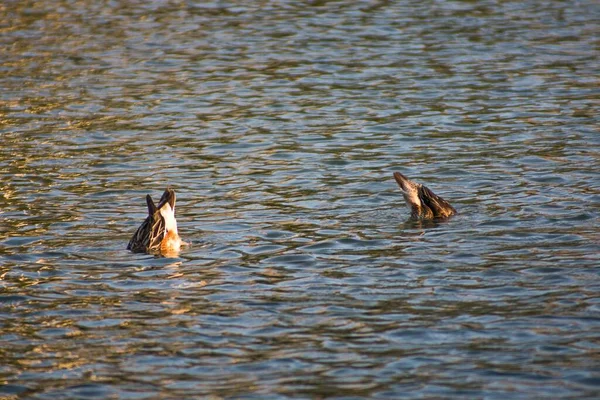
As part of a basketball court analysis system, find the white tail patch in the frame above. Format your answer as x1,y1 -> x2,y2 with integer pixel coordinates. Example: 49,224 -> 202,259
400,182 -> 422,209
159,203 -> 178,235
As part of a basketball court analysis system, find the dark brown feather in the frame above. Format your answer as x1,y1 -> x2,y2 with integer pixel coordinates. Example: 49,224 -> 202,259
418,184 -> 457,218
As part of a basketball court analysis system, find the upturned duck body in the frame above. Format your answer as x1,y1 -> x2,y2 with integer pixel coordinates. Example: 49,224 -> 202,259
393,172 -> 456,220
127,188 -> 185,255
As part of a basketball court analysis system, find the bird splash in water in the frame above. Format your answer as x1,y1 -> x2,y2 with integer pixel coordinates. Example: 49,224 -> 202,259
393,172 -> 456,220
127,188 -> 186,256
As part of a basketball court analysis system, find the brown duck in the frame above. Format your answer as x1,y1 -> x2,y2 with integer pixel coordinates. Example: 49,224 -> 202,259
393,172 -> 456,219
127,188 -> 185,255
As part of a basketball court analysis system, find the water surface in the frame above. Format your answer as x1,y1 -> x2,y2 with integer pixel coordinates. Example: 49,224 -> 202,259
1,1 -> 599,398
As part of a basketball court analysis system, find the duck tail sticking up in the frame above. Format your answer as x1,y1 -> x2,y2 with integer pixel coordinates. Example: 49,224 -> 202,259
393,172 -> 456,220
127,188 -> 184,256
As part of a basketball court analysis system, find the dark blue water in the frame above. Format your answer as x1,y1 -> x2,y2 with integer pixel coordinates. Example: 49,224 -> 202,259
1,1 -> 599,398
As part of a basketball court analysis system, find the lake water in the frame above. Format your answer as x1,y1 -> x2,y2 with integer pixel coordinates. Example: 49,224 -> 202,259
1,1 -> 599,398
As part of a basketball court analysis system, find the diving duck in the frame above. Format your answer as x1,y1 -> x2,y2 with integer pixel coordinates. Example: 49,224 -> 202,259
127,188 -> 185,255
393,172 -> 456,219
